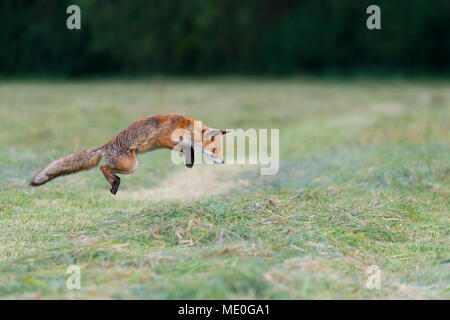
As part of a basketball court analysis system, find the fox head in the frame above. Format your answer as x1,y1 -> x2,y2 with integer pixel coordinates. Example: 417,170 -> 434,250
198,127 -> 228,164
171,120 -> 228,168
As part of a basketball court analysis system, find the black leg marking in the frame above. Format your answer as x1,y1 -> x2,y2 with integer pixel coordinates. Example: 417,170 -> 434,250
110,175 -> 121,195
185,146 -> 194,168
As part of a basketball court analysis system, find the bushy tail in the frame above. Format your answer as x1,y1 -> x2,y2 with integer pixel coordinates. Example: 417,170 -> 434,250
30,148 -> 103,186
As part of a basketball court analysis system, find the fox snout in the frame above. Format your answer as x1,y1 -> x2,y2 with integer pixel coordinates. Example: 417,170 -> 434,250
211,156 -> 224,164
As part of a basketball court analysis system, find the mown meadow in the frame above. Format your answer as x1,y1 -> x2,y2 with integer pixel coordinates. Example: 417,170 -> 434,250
0,78 -> 448,299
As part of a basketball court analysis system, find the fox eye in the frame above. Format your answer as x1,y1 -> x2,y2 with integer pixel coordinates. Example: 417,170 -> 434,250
211,135 -> 215,142
212,148 -> 216,153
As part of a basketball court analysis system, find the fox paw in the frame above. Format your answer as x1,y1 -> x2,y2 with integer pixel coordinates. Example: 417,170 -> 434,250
110,176 -> 121,195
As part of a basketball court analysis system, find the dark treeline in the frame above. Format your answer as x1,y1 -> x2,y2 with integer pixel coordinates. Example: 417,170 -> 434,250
1,0 -> 449,77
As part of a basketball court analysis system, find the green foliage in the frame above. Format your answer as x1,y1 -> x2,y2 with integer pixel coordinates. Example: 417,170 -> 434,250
1,0 -> 450,76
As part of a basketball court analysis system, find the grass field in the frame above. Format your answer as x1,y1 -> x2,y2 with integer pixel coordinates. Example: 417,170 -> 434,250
0,78 -> 448,299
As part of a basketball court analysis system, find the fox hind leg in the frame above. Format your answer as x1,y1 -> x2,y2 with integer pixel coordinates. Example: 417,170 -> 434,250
100,165 -> 121,195
111,175 -> 121,195
100,152 -> 137,195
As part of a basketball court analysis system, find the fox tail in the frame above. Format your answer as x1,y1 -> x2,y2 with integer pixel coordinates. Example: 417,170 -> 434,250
30,148 -> 103,186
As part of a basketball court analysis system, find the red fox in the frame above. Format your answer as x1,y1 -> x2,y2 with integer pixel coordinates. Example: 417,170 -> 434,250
30,113 -> 228,194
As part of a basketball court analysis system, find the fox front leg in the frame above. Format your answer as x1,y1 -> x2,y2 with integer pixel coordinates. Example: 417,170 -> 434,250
173,138 -> 195,168
183,146 -> 195,168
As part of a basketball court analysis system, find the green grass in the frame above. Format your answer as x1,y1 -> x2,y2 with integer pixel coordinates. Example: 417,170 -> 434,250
0,78 -> 448,299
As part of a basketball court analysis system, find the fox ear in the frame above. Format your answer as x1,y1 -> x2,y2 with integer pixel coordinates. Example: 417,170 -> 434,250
204,129 -> 222,140
184,146 -> 194,168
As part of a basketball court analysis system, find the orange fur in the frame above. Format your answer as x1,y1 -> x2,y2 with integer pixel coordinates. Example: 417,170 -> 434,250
30,113 -> 226,194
